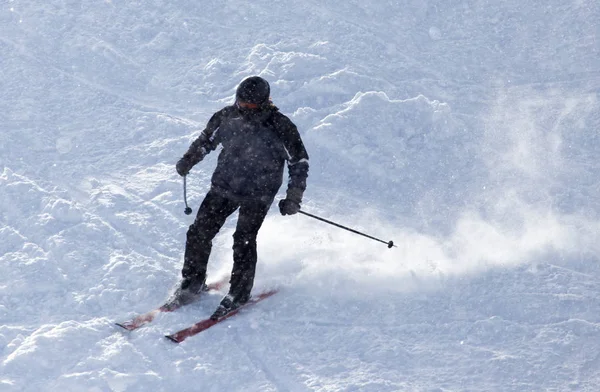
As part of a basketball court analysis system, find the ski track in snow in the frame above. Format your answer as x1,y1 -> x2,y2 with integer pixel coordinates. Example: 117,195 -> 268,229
232,327 -> 312,392
1,0 -> 599,391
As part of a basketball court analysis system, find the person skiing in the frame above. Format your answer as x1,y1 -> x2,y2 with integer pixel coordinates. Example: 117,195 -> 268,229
171,76 -> 309,320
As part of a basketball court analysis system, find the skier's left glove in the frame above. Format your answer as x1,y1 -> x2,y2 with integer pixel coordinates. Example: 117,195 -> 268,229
278,199 -> 300,215
278,187 -> 303,216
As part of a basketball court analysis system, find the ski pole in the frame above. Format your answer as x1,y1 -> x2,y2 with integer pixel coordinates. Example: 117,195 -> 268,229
183,176 -> 192,215
298,210 -> 396,249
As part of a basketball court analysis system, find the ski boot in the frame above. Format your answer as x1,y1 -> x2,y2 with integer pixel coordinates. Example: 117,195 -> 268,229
210,292 -> 251,320
162,276 -> 207,311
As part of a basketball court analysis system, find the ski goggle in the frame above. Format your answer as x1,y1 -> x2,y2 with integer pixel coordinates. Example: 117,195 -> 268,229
236,97 -> 272,110
236,101 -> 260,110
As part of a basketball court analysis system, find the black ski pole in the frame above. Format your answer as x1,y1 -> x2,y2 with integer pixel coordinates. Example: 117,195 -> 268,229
183,176 -> 192,215
298,210 -> 396,249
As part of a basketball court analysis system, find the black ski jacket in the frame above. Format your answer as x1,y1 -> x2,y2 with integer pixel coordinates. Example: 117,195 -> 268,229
181,105 -> 309,205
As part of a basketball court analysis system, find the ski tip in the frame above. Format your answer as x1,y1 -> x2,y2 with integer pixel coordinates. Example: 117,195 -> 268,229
116,322 -> 140,331
165,335 -> 180,343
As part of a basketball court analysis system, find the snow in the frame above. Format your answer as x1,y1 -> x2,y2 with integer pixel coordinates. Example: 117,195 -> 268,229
1,0 -> 599,391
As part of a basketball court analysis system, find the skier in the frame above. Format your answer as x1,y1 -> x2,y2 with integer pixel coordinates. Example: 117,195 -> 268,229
171,76 -> 309,319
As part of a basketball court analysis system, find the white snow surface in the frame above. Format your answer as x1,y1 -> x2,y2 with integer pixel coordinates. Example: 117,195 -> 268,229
1,1 -> 599,391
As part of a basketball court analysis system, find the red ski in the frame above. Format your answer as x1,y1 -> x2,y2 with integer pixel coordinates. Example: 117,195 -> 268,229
115,277 -> 229,331
165,289 -> 278,343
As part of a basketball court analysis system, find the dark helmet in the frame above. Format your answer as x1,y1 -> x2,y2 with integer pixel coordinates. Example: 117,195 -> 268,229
236,76 -> 270,105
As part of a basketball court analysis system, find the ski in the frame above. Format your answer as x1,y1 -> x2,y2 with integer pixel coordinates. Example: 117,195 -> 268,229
115,276 -> 229,331
165,289 -> 278,343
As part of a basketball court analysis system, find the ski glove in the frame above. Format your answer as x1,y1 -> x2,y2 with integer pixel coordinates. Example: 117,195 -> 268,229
176,157 -> 192,177
278,199 -> 301,215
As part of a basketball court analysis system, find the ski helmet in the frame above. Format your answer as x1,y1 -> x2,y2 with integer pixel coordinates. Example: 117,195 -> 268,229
236,76 -> 270,105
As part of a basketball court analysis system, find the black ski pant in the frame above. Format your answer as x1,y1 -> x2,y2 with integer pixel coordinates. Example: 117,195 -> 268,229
182,189 -> 270,301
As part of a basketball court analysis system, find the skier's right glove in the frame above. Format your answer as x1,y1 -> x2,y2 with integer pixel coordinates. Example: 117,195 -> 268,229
176,157 -> 192,177
278,199 -> 301,215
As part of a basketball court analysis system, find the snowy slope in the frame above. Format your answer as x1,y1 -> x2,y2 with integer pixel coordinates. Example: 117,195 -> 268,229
1,1 -> 599,391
